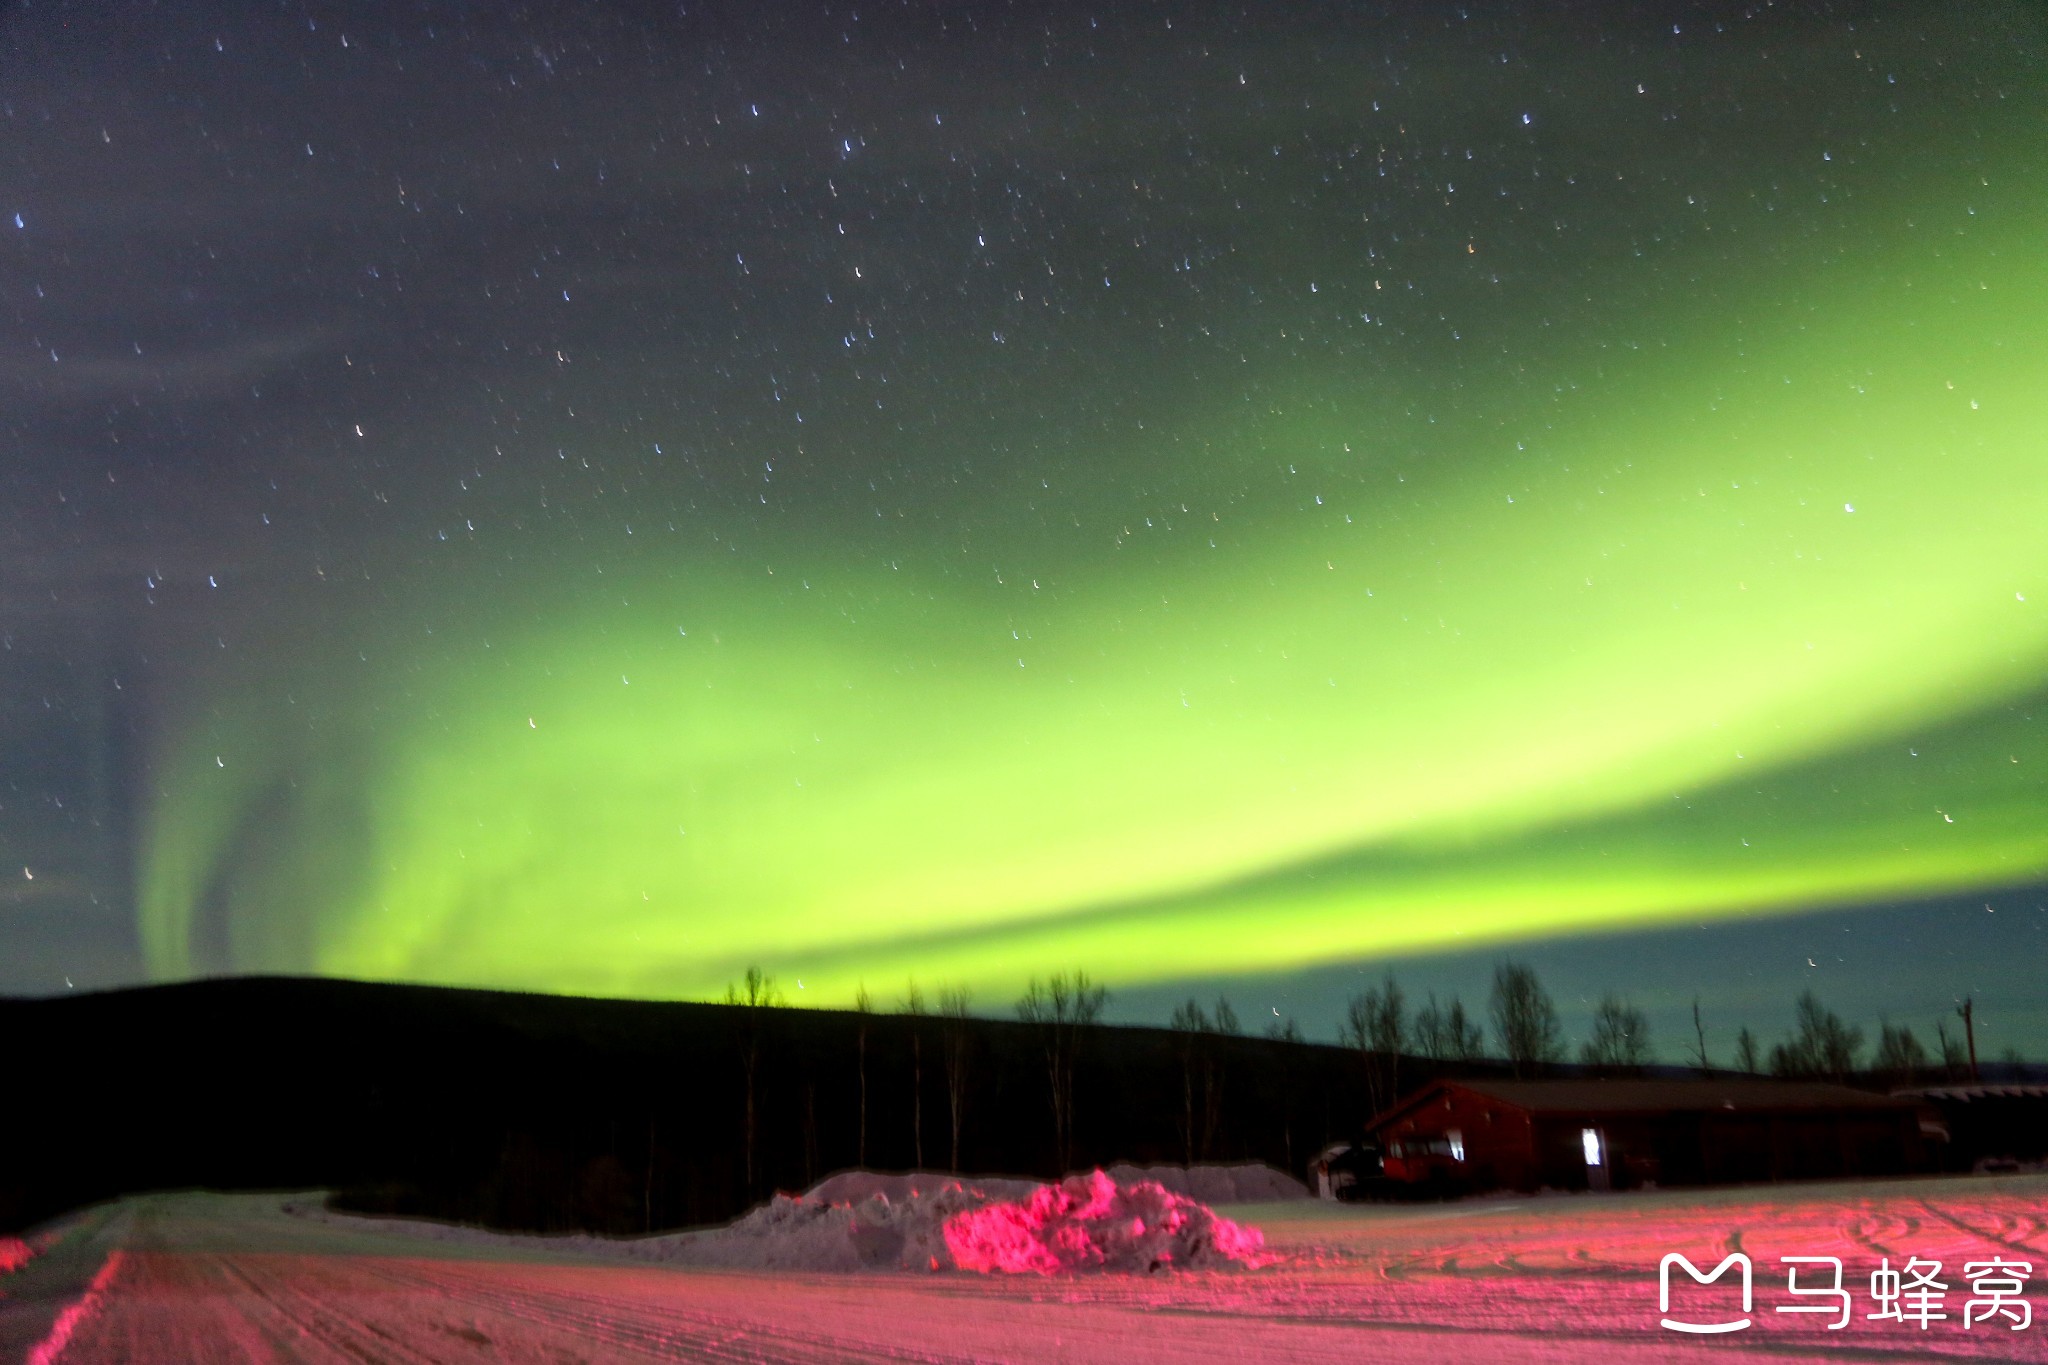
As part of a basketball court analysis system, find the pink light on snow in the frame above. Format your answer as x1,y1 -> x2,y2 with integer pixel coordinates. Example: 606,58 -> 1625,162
0,1236 -> 32,1276
27,1249 -> 125,1365
944,1170 -> 1266,1274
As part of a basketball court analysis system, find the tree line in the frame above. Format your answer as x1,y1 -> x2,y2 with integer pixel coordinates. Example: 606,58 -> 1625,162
1332,962 -> 2018,1090
725,965 -> 1108,1193
716,960 -> 2019,1198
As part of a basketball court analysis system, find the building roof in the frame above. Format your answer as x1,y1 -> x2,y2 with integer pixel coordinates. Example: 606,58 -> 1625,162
1368,1077 -> 1915,1133
1896,1085 -> 2048,1103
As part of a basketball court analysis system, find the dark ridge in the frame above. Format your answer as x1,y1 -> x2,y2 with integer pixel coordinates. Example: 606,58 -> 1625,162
2,975 -> 1415,1235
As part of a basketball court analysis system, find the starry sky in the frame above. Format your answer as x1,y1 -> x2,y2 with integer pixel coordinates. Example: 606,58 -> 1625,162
3,0 -> 2045,1061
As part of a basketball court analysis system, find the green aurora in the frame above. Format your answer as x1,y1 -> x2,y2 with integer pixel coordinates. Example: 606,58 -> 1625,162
137,160 -> 2048,1004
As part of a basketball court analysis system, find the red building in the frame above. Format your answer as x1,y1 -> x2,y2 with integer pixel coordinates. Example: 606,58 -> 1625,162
1366,1078 -> 1926,1194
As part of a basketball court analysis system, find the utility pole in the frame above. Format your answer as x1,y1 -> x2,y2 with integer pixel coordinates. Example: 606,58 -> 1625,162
1958,998 -> 1980,1083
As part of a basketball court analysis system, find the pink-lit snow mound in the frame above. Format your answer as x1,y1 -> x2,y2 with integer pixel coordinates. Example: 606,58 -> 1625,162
945,1170 -> 1266,1274
0,1236 -> 31,1276
698,1178 -> 991,1272
692,1169 -> 1266,1273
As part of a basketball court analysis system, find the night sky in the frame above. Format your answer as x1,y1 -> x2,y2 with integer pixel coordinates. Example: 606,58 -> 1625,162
4,1 -> 2045,1061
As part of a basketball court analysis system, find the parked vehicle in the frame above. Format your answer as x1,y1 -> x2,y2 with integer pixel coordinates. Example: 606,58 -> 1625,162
1308,1139 -> 1391,1202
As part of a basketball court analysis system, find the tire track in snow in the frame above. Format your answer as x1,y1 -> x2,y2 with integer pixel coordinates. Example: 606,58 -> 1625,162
1913,1198 -> 2048,1260
350,1256 -> 977,1363
25,1250 -> 123,1365
72,1249 -> 342,1363
213,1254 -> 450,1365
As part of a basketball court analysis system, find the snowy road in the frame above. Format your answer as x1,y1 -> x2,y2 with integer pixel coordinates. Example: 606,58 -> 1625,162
6,1176 -> 2048,1361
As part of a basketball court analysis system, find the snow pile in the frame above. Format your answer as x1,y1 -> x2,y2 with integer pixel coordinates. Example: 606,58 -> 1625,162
296,1167 -> 1276,1275
653,1169 -> 1266,1274
670,1168 -> 1268,1274
300,1192 -> 985,1272
801,1163 -> 1303,1208
945,1170 -> 1266,1273
681,1178 -> 988,1272
1099,1163 -> 1309,1205
803,1169 -> 1043,1208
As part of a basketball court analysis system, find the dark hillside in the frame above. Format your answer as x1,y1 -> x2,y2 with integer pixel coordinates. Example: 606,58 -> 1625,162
2,977 -> 1395,1234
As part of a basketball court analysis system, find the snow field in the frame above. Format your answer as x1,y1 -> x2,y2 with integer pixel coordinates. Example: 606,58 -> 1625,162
13,1173 -> 2048,1361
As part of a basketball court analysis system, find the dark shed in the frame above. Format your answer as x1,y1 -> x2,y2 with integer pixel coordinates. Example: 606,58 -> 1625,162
1897,1085 -> 2048,1171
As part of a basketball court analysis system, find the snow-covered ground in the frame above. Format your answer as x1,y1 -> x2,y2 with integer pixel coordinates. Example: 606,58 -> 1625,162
6,1172 -> 2048,1361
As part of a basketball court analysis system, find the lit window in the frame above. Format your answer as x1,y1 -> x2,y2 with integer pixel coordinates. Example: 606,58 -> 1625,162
1447,1129 -> 1465,1161
1581,1127 -> 1603,1166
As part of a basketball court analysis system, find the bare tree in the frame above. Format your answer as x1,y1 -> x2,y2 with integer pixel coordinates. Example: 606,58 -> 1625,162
1936,1020 -> 1969,1080
1734,1026 -> 1762,1075
1801,992 -> 1863,1082
1339,998 -> 1372,1099
1874,1020 -> 1929,1084
803,1080 -> 818,1188
642,1116 -> 657,1234
1369,977 -> 1407,1057
1580,994 -> 1651,1070
1412,995 -> 1446,1063
1016,971 -> 1109,1171
723,965 -> 785,1194
853,984 -> 873,1167
901,979 -> 928,1169
1448,998 -> 1483,1062
1341,974 -> 1406,1112
1200,996 -> 1238,1158
1260,1009 -> 1306,1172
1490,963 -> 1561,1078
1769,991 -> 1862,1083
1688,999 -> 1711,1074
1168,998 -> 1209,1167
1414,994 -> 1484,1066
937,985 -> 973,1172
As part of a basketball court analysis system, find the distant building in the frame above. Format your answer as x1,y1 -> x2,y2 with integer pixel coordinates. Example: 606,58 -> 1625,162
1896,1084 -> 2048,1172
1365,1078 -> 1926,1194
